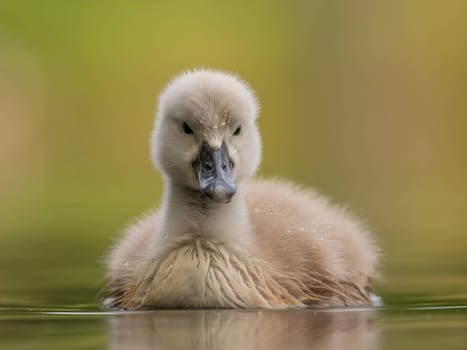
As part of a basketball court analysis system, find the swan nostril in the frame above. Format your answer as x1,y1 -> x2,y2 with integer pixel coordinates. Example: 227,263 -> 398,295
229,160 -> 234,169
204,163 -> 213,172
222,162 -> 227,171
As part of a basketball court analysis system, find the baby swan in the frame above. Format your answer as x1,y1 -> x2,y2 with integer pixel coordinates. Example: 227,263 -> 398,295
106,69 -> 379,309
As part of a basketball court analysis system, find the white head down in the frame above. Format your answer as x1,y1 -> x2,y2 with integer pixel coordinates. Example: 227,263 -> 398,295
151,69 -> 262,203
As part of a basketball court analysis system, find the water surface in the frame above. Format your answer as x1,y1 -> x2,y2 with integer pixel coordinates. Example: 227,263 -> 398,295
1,236 -> 466,349
1,294 -> 466,349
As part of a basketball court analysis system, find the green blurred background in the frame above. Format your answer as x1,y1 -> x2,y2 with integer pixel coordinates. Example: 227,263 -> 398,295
1,1 -> 466,307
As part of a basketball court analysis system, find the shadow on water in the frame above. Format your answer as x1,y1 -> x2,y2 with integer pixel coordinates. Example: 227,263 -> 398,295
1,237 -> 467,349
1,305 -> 467,349
109,309 -> 377,350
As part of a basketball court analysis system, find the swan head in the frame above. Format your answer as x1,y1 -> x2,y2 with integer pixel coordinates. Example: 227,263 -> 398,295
151,69 -> 261,203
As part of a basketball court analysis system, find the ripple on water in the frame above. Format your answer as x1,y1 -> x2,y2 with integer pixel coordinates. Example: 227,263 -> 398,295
1,305 -> 467,350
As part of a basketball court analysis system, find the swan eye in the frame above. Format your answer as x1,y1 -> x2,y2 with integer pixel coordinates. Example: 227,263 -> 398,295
233,126 -> 241,136
182,122 -> 194,134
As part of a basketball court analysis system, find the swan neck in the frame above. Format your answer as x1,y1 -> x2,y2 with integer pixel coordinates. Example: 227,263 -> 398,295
159,180 -> 252,249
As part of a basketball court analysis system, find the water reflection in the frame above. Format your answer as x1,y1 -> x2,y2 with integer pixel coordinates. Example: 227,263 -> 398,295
109,309 -> 378,350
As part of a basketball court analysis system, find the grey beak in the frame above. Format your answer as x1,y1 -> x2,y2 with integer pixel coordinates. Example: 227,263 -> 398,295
194,142 -> 236,203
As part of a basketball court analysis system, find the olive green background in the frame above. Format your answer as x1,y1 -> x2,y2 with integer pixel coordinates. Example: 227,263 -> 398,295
1,1 -> 466,306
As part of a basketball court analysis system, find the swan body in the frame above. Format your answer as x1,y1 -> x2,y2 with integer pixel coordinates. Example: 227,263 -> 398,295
106,69 -> 379,309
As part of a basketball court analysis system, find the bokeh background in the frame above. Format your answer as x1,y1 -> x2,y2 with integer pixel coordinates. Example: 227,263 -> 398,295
1,1 -> 466,308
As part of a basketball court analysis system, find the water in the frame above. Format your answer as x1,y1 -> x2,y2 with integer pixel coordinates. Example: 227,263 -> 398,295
1,238 -> 466,349
2,275 -> 467,350
1,305 -> 467,349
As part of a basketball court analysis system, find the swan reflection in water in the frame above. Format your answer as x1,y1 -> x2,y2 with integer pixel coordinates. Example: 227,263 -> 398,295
109,309 -> 378,350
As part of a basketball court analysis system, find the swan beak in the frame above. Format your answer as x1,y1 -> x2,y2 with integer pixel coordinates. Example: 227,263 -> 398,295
195,142 -> 236,203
